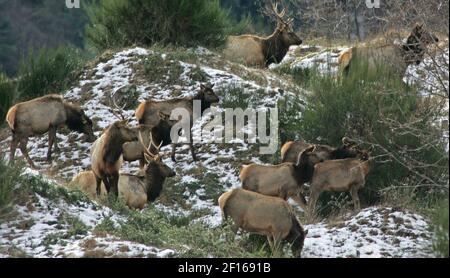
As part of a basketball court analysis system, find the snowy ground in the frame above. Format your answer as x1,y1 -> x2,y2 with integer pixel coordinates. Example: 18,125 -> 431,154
0,45 -> 443,258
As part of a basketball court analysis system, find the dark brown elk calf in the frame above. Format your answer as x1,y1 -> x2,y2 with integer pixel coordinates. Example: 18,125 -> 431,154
5,94 -> 95,168
218,188 -> 308,258
90,120 -> 137,197
308,150 -> 372,217
135,84 -> 219,162
223,2 -> 302,67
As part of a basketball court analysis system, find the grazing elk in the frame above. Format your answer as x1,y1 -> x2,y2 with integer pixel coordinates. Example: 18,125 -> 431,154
307,149 -> 372,217
339,23 -> 439,75
223,2 -> 302,67
239,146 -> 317,210
218,188 -> 308,258
281,137 -> 358,163
70,132 -> 175,209
135,83 -> 219,162
5,94 -> 95,169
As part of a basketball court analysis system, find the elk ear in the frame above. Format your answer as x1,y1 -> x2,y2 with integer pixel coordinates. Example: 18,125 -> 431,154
210,83 -> 215,88
200,84 -> 206,90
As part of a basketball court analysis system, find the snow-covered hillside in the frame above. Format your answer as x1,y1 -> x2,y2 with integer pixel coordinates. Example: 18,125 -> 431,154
0,45 -> 444,258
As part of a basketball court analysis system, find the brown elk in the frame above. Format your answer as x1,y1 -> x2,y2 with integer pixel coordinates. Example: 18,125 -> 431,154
239,146 -> 317,210
223,2 -> 302,67
307,149 -> 372,217
218,188 -> 308,258
135,84 -> 219,162
281,137 -> 358,163
90,98 -> 138,197
71,132 -> 175,209
339,23 -> 439,75
5,94 -> 95,169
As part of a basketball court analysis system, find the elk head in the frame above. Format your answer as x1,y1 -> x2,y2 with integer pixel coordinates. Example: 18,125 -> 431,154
64,103 -> 96,142
404,23 -> 439,65
269,2 -> 302,46
197,83 -> 219,105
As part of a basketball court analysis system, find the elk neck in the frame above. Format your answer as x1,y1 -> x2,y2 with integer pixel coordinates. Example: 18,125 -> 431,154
103,124 -> 126,164
293,160 -> 315,184
263,30 -> 290,66
144,164 -> 166,202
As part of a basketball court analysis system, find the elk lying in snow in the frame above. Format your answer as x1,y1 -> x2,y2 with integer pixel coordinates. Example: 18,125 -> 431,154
5,94 -> 95,169
135,84 -> 219,162
339,23 -> 439,76
90,119 -> 137,197
281,137 -> 358,163
223,2 -> 302,67
239,146 -> 317,210
218,188 -> 308,257
70,133 -> 175,209
308,149 -> 372,216
68,170 -> 107,199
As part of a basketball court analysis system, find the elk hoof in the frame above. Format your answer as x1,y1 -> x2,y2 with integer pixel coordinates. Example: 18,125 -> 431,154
171,156 -> 177,162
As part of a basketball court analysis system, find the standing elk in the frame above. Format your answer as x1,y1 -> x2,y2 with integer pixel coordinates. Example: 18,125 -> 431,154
223,2 -> 302,67
281,137 -> 359,163
239,146 -> 317,210
70,131 -> 175,209
307,149 -> 372,217
218,188 -> 308,258
90,98 -> 137,197
339,23 -> 439,76
135,83 -> 219,162
5,94 -> 95,169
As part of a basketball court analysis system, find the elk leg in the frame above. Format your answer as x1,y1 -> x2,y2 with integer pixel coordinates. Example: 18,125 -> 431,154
350,186 -> 361,211
308,187 -> 321,220
47,126 -> 57,162
102,176 -> 111,195
95,176 -> 102,196
110,172 -> 119,197
171,143 -> 177,162
9,133 -> 20,165
19,137 -> 36,169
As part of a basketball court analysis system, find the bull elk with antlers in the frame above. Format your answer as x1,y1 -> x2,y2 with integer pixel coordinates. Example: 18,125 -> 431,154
223,2 -> 302,67
5,94 -> 95,169
90,93 -> 137,197
71,131 -> 175,209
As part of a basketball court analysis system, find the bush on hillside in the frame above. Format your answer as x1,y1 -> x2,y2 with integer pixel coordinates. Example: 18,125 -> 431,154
17,46 -> 84,100
85,0 -> 247,51
0,72 -> 16,122
291,57 -> 448,213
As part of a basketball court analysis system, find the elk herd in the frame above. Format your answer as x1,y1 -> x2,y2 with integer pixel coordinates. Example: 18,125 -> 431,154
2,1 -> 441,258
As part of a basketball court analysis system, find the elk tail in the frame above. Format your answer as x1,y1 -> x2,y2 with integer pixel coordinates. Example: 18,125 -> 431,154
6,105 -> 17,131
218,190 -> 234,220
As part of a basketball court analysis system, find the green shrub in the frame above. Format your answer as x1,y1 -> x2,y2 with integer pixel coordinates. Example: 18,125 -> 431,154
95,206 -> 274,258
292,57 -> 448,213
17,46 -> 84,100
0,157 -> 23,212
0,72 -> 16,122
432,199 -> 449,257
85,0 -> 247,51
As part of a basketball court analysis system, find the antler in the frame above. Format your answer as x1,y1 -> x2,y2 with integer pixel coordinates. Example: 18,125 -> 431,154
138,130 -> 163,162
110,91 -> 127,121
268,1 -> 292,26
